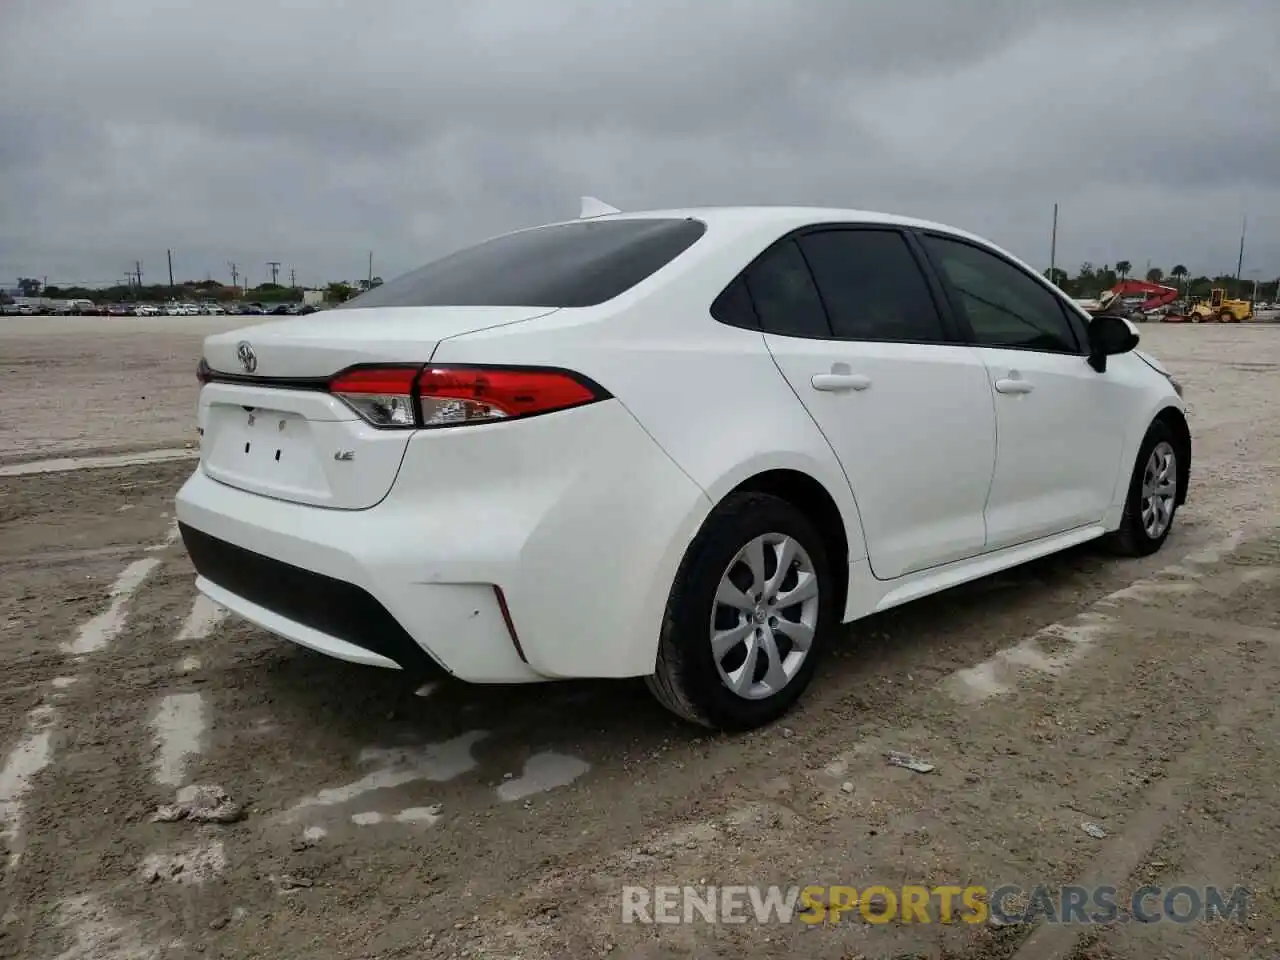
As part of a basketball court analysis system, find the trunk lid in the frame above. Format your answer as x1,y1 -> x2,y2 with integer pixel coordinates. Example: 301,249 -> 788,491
198,306 -> 556,509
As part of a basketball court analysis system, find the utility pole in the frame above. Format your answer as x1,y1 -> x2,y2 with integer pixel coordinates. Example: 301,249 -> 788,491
135,260 -> 143,288
228,261 -> 239,292
1048,203 -> 1058,282
367,251 -> 373,288
167,249 -> 174,287
1235,215 -> 1246,282
290,267 -> 296,288
266,261 -> 281,285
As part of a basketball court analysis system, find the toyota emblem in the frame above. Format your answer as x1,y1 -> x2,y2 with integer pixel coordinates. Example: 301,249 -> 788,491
236,341 -> 257,373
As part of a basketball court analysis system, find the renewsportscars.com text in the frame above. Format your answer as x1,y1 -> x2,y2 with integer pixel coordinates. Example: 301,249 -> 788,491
621,884 -> 1250,925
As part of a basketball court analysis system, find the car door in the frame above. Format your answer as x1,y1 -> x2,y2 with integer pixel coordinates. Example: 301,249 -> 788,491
735,228 -> 997,581
917,231 -> 1129,550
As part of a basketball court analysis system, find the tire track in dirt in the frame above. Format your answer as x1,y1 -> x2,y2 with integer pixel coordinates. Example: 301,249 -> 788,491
4,521 -> 1267,959
0,528 -> 178,958
446,528 -> 1279,960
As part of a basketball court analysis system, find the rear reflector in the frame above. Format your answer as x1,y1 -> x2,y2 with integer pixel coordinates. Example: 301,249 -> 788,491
325,364 -> 609,429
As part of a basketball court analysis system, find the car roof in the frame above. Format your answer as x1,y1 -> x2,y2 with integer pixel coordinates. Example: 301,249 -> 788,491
534,204 -> 991,247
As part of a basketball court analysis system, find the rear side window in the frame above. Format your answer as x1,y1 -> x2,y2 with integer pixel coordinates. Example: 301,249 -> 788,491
710,278 -> 759,329
339,218 -> 707,310
742,240 -> 830,339
922,234 -> 1081,353
797,230 -> 947,343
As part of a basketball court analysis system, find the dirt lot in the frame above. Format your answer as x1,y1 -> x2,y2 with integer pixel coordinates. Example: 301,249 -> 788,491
0,318 -> 1278,959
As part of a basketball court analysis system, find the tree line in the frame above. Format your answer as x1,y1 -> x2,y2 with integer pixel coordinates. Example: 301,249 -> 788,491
10,264 -> 1278,307
8,277 -> 380,304
1044,261 -> 1277,302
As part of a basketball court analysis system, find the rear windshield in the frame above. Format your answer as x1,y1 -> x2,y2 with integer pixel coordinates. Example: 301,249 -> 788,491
339,217 -> 707,310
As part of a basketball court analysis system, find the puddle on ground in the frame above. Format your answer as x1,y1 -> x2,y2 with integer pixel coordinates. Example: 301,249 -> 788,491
152,693 -> 206,787
945,613 -> 1116,704
497,751 -> 591,802
176,595 -> 227,642
0,705 -> 56,872
351,804 -> 443,827
284,730 -> 488,820
64,558 -> 161,655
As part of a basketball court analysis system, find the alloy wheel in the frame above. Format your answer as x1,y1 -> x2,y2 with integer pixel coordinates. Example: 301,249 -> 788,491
709,533 -> 820,700
1141,441 -> 1177,539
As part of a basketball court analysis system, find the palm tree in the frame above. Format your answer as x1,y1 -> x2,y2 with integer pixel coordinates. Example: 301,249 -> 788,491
1115,260 -> 1132,281
1170,264 -> 1189,301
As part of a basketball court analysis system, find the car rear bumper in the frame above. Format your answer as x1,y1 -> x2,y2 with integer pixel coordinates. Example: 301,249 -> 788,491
175,399 -> 711,683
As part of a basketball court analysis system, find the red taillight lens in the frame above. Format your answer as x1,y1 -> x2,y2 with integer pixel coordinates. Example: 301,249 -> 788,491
325,364 -> 607,429
329,365 -> 420,428
197,357 -> 212,384
417,366 -> 600,427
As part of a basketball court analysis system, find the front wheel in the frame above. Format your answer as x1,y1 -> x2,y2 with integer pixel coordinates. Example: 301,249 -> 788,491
1106,421 -> 1181,557
646,492 -> 835,730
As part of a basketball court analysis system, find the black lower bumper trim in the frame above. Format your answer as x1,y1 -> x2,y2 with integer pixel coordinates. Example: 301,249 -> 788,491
178,522 -> 441,675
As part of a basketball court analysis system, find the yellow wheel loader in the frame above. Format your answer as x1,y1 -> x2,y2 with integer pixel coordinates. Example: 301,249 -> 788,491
1187,288 -> 1252,323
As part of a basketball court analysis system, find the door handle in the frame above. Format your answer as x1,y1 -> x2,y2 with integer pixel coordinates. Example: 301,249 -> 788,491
811,373 -> 871,392
994,378 -> 1034,395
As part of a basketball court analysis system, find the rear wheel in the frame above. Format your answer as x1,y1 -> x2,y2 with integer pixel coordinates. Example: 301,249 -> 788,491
646,492 -> 834,730
1106,420 -> 1180,557
1219,309 -> 1234,323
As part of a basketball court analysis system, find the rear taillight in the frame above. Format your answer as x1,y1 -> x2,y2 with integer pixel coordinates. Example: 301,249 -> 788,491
329,366 -> 419,428
417,366 -> 601,426
197,357 -> 212,384
326,364 -> 608,429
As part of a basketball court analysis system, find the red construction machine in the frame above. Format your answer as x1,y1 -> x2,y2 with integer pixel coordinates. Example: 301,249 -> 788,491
1084,279 -> 1180,322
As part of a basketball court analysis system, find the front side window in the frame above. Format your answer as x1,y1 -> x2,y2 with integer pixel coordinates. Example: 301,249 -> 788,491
798,229 -> 947,343
922,234 -> 1080,353
339,218 -> 707,310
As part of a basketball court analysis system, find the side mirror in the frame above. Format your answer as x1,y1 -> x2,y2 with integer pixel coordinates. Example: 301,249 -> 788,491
1087,315 -> 1139,372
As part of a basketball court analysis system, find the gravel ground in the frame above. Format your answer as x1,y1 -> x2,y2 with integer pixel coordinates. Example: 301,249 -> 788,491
0,319 -> 1277,959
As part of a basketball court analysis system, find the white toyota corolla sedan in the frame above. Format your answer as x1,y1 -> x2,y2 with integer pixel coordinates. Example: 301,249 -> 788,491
176,204 -> 1189,730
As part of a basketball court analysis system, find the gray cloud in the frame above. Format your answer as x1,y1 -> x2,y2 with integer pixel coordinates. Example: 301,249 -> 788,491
2,0 -> 1277,289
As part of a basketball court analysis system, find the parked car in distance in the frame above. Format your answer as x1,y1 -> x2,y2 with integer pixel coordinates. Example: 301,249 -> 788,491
177,205 -> 1190,730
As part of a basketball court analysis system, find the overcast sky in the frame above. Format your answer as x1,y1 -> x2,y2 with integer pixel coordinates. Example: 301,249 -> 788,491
2,0 -> 1278,290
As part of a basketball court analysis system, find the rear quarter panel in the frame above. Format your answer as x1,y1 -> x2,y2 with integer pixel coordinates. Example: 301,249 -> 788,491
431,217 -> 870,571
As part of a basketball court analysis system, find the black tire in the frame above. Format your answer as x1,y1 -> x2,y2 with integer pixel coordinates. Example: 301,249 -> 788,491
646,492 -> 835,731
1219,309 -> 1234,324
1105,419 -> 1180,557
